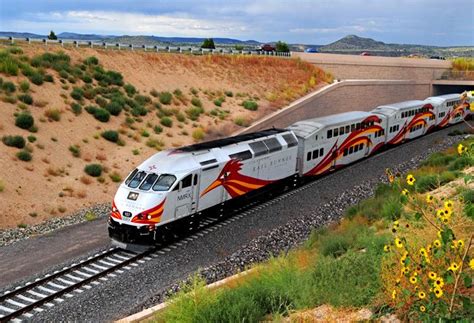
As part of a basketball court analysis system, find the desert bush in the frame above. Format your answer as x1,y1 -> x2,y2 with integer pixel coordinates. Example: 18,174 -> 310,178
134,94 -> 151,106
2,81 -> 16,93
123,83 -> 136,97
214,98 -> 223,107
191,97 -> 202,108
29,72 -> 44,85
0,179 -> 4,192
93,108 -> 110,122
176,112 -> 186,122
159,92 -> 173,105
2,135 -> 25,148
82,86 -> 96,100
59,69 -> 69,79
71,87 -> 84,101
95,96 -> 107,108
18,94 -> 33,105
16,150 -> 32,161
84,164 -> 102,177
150,88 -> 159,97
71,102 -> 82,115
160,117 -> 173,128
192,128 -> 205,141
1,95 -> 17,104
243,100 -> 258,111
102,130 -> 120,143
44,74 -> 54,82
19,80 -> 30,92
105,101 -> 123,116
131,105 -> 147,117
415,174 -> 439,192
15,113 -> 34,129
141,129 -> 150,137
225,90 -> 233,97
0,52 -> 19,76
27,135 -> 36,143
109,172 -> 122,182
234,116 -> 250,127
69,145 -> 81,157
45,109 -> 61,121
84,56 -> 99,66
186,106 -> 204,121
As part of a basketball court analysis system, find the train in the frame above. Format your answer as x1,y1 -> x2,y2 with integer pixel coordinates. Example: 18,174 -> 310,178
109,91 -> 473,248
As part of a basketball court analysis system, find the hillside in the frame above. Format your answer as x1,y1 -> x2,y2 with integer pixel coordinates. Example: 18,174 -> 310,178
0,43 -> 331,229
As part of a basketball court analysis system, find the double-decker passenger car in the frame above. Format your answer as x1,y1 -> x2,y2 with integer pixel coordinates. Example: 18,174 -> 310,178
109,129 -> 299,244
425,94 -> 469,127
371,100 -> 436,145
288,111 -> 386,176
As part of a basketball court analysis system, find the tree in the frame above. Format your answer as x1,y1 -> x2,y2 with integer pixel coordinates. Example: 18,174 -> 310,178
275,41 -> 290,53
201,38 -> 215,49
234,45 -> 244,51
48,30 -> 58,40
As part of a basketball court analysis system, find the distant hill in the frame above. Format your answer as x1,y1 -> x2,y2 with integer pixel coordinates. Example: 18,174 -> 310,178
104,35 -> 260,46
322,35 -> 388,50
57,32 -> 111,40
0,31 -> 46,39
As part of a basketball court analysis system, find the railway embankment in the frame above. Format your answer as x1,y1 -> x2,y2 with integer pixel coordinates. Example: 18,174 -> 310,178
142,134 -> 474,322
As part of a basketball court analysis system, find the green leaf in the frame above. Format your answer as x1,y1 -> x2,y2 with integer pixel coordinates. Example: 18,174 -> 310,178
446,273 -> 455,284
414,212 -> 422,221
460,296 -> 473,312
441,228 -> 454,245
463,273 -> 472,288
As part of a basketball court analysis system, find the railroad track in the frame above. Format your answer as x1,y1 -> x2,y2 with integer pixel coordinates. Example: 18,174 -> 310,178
0,125 -> 467,322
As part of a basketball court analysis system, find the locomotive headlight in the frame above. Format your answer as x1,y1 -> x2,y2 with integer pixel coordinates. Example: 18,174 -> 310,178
112,206 -> 118,212
146,214 -> 152,220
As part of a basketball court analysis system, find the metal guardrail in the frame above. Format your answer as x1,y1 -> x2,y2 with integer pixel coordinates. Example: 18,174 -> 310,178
0,36 -> 291,57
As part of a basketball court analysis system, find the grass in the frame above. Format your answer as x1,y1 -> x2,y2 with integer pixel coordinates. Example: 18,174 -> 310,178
84,211 -> 98,221
451,57 -> 474,71
159,92 -> 173,105
242,100 -> 258,111
192,128 -> 205,141
160,117 -> 173,128
18,93 -> 33,105
44,109 -> 61,122
84,164 -> 102,177
234,116 -> 250,127
109,172 -> 122,183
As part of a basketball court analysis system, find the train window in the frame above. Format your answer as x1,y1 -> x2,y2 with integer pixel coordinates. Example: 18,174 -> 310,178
139,174 -> 158,191
340,126 -> 345,135
360,143 -> 364,150
200,159 -> 217,166
351,124 -> 355,132
128,171 -> 146,188
334,128 -> 339,136
356,123 -> 361,130
193,174 -> 198,186
315,135 -> 318,141
345,125 -> 350,133
125,169 -> 138,185
327,129 -> 333,138
263,138 -> 282,153
282,134 -> 298,147
307,152 -> 311,161
249,141 -> 268,157
312,150 -> 318,159
181,175 -> 193,189
152,174 -> 177,191
349,146 -> 354,154
319,148 -> 324,156
343,148 -> 348,156
229,150 -> 252,160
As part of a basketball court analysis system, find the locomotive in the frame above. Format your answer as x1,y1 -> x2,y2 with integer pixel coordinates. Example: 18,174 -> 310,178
109,92 -> 472,248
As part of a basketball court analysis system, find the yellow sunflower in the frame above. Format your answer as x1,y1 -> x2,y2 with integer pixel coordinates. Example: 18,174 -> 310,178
418,291 -> 426,299
395,237 -> 403,248
428,271 -> 437,280
406,174 -> 416,186
419,248 -> 427,257
383,245 -> 391,252
420,305 -> 426,312
457,240 -> 465,248
410,276 -> 418,284
434,287 -> 443,298
433,239 -> 442,248
470,259 -> 474,269
443,207 -> 452,217
392,289 -> 397,300
444,200 -> 454,209
434,277 -> 445,288
436,209 -> 445,217
426,194 -> 434,203
448,262 -> 460,272
457,143 -> 464,155
402,189 -> 409,196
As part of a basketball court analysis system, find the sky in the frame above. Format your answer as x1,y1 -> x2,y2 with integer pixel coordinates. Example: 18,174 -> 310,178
0,0 -> 473,46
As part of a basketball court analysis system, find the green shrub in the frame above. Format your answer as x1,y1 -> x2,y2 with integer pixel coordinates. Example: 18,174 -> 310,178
214,98 -> 223,107
27,135 -> 36,143
105,101 -> 123,116
69,145 -> 81,157
84,56 -> 99,66
153,125 -> 163,134
243,100 -> 258,111
45,108 -> 61,121
234,117 -> 249,127
160,117 -> 173,128
141,129 -> 150,137
19,80 -> 30,92
85,105 -> 98,114
123,83 -> 136,97
191,97 -> 202,108
16,150 -> 32,161
93,108 -> 110,122
176,112 -> 186,122
186,106 -> 204,121
0,53 -> 19,76
71,102 -> 82,115
2,95 -> 17,104
380,197 -> 403,220
71,87 -> 84,101
150,89 -> 159,97
159,92 -> 173,105
2,81 -> 16,93
421,152 -> 456,167
105,70 -> 124,86
462,189 -> 474,203
84,164 -> 102,177
131,105 -> 147,117
29,72 -> 44,85
2,135 -> 25,148
44,74 -> 54,82
190,88 -> 198,95
134,94 -> 151,106
95,96 -> 107,108
15,113 -> 34,129
18,94 -> 33,105
83,86 -> 96,100
438,170 -> 458,185
225,90 -> 233,97
82,74 -> 93,83
109,172 -> 122,182
59,69 -> 69,79
448,156 -> 474,171
101,130 -> 119,143
192,128 -> 205,141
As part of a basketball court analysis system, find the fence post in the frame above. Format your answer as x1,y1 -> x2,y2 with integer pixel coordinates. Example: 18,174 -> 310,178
89,41 -> 93,48
42,38 -> 47,47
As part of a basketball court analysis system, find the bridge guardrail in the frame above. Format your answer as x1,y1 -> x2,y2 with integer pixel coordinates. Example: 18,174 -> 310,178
0,36 -> 291,57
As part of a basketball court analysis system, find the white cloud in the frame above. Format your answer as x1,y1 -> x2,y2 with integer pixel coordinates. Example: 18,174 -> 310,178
9,10 -> 246,37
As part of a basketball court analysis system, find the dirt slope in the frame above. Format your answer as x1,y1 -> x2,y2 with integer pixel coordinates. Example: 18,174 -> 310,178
0,43 -> 330,229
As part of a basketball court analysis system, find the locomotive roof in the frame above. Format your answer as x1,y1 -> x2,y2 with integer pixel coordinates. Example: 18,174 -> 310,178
174,128 -> 287,152
288,111 -> 372,138
371,100 -> 425,116
426,93 -> 461,102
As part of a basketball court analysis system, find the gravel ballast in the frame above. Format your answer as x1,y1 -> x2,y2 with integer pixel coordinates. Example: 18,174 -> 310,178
14,126 -> 469,321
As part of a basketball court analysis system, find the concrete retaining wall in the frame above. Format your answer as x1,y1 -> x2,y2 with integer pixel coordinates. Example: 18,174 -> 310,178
235,79 -> 432,134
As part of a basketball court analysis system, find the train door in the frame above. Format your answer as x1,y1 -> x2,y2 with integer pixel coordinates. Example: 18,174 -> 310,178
174,173 -> 199,219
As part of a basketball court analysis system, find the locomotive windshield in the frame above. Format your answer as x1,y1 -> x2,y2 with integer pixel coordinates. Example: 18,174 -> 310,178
152,175 -> 176,191
128,171 -> 146,188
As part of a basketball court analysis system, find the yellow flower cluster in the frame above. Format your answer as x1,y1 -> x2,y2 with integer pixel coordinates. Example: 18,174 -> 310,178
457,143 -> 468,155
406,174 -> 416,186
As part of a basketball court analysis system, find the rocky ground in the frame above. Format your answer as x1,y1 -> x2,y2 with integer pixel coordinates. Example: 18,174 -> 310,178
0,124 -> 467,322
